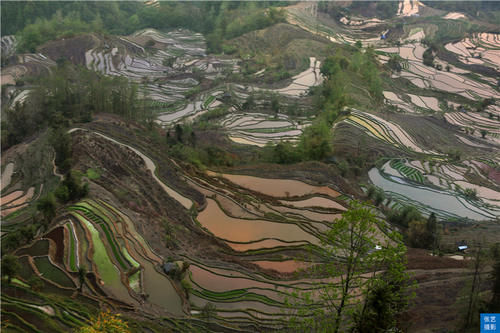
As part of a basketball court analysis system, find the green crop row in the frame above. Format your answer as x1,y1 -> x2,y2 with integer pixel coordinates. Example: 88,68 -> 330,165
69,205 -> 128,270
66,223 -> 78,272
390,160 -> 424,183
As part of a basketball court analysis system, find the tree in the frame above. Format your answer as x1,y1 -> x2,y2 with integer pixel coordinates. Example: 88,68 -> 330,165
286,201 -> 413,332
298,120 -> 332,161
1,255 -> 20,284
462,245 -> 486,329
37,193 -> 57,223
271,94 -> 280,114
422,47 -> 435,67
463,188 -> 478,200
408,220 -> 433,249
202,302 -> 217,325
480,129 -> 488,139
373,189 -> 386,207
388,55 -> 402,72
353,243 -> 415,333
427,212 -> 439,254
175,124 -> 183,143
78,266 -> 87,292
489,245 -> 500,312
388,205 -> 422,228
242,93 -> 255,110
28,276 -> 44,291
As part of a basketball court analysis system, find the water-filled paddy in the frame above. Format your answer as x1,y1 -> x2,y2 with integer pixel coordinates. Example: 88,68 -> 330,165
280,197 -> 346,211
207,172 -> 339,198
198,199 -> 318,248
72,212 -> 135,304
369,167 -> 496,220
141,259 -> 184,316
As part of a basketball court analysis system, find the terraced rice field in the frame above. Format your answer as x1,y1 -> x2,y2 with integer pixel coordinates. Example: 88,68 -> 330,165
443,12 -> 466,20
65,221 -> 79,271
286,2 -> 386,47
186,261 -> 326,325
344,109 -> 438,154
222,113 -> 311,147
33,256 -> 75,288
207,172 -> 339,198
68,199 -> 183,314
382,90 -> 440,113
397,0 -> 425,17
377,39 -> 500,101
178,169 -> 396,327
69,128 -> 193,209
444,111 -> 500,144
445,33 -> 500,70
198,198 -> 319,250
389,159 -> 424,183
156,99 -> 207,125
369,160 -> 500,221
259,57 -> 323,97
280,197 -> 346,211
70,211 -> 132,301
1,162 -> 15,191
1,186 -> 38,218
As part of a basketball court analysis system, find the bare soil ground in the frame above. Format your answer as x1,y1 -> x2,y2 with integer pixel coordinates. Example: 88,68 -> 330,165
38,34 -> 100,66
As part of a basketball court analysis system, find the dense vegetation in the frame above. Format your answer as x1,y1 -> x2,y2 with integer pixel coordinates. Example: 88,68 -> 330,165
2,63 -> 148,151
265,45 -> 384,164
4,1 -> 287,53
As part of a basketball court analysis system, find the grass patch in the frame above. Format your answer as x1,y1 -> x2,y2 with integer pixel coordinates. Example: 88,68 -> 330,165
85,168 -> 101,180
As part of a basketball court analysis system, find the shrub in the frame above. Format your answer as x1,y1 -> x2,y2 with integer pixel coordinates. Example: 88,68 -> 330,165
77,311 -> 130,333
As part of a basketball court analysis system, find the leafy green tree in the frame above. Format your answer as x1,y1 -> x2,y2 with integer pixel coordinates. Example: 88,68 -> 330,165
286,201 -> 413,332
37,193 -> 57,223
298,120 -> 332,161
427,212 -> 439,253
28,276 -> 44,292
388,55 -> 402,72
353,242 -> 415,332
388,205 -> 422,227
272,141 -> 300,164
423,47 -> 435,67
1,254 -> 20,284
320,56 -> 341,78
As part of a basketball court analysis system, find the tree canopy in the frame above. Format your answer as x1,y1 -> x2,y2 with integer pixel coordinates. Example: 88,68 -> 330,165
286,201 -> 414,332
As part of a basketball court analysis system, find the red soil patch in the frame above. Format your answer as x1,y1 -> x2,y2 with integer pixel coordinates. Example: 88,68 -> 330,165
46,227 -> 65,265
406,248 -> 468,270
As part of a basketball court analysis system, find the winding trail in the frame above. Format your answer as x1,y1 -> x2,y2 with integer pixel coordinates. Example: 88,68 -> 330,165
52,152 -> 64,181
68,128 -> 193,209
